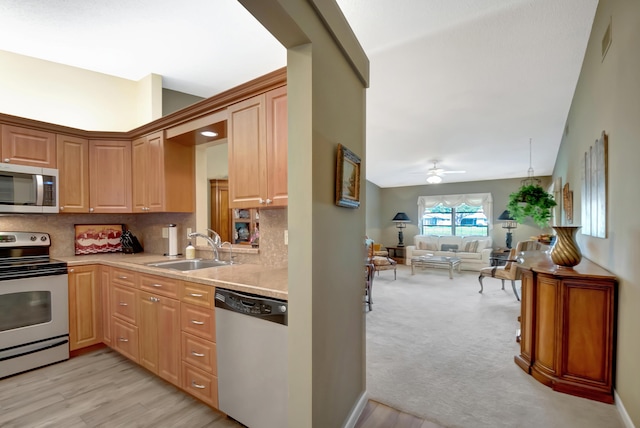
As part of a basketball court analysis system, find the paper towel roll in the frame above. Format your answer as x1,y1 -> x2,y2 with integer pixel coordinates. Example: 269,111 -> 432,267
168,224 -> 178,256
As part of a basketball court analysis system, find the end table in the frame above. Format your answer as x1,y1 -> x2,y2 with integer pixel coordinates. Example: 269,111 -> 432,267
385,246 -> 406,264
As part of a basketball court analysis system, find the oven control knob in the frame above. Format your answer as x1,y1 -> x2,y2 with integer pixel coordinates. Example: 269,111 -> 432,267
279,305 -> 287,313
30,235 -> 37,241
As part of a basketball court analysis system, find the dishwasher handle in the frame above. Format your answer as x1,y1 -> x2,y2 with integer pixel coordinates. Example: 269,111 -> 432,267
215,288 -> 288,326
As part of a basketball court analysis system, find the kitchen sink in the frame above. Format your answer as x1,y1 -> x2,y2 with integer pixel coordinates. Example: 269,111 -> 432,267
146,259 -> 231,271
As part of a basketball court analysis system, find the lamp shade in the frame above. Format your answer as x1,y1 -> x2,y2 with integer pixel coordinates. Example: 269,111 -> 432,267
392,212 -> 410,223
497,210 -> 514,221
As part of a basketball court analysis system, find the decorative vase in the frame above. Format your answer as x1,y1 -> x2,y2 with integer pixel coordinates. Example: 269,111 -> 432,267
550,226 -> 582,267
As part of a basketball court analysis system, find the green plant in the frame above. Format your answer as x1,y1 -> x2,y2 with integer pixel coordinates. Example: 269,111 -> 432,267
507,184 -> 557,228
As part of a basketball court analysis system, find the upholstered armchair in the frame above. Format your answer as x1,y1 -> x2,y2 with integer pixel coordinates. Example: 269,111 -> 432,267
478,240 -> 544,300
366,241 -> 397,280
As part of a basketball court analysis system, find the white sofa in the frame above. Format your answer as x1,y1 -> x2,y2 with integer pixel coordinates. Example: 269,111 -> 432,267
405,235 -> 493,271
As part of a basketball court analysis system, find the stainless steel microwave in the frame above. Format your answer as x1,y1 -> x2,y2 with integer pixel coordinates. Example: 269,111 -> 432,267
0,163 -> 58,213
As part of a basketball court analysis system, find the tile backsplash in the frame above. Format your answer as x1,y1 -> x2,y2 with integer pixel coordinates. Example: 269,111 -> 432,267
0,208 -> 288,267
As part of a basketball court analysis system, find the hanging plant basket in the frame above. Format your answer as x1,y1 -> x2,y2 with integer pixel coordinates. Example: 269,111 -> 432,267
507,184 -> 557,228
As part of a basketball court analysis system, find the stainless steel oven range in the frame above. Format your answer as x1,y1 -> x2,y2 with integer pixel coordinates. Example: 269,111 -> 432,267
0,231 -> 69,379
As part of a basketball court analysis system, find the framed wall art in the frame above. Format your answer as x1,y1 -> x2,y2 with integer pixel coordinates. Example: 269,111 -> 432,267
74,224 -> 124,255
335,143 -> 361,208
581,131 -> 607,238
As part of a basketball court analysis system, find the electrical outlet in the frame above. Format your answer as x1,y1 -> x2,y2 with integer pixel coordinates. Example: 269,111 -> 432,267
284,230 -> 288,246
162,227 -> 168,238
187,227 -> 192,236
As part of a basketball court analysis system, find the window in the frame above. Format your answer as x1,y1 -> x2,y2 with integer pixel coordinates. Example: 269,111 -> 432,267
417,193 -> 493,236
422,203 -> 488,236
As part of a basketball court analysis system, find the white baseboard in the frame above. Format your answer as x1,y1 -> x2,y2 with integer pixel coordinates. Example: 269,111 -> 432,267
616,389 -> 636,428
343,390 -> 368,428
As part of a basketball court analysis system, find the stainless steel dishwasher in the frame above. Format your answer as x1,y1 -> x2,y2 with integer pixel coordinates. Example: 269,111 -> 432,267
215,288 -> 288,428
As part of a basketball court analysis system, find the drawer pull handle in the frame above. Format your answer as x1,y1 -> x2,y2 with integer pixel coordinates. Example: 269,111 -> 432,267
117,276 -> 128,280
151,283 -> 162,288
190,320 -> 205,325
119,302 -> 128,306
189,293 -> 204,297
150,297 -> 160,302
118,337 -> 129,342
191,381 -> 206,389
191,350 -> 205,357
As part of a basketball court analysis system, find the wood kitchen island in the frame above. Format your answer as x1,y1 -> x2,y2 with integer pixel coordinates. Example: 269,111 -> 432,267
516,253 -> 617,403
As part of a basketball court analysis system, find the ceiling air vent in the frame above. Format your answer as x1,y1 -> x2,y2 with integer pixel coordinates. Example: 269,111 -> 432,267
602,17 -> 612,61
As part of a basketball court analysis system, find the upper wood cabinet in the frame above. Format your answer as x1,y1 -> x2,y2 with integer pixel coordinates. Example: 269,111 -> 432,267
57,134 -> 90,213
89,140 -> 132,213
1,125 -> 56,168
68,265 -> 102,352
228,86 -> 287,209
132,131 -> 194,213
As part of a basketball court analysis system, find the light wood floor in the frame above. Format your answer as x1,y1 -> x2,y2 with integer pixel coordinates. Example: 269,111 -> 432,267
355,400 -> 444,428
0,348 -> 437,428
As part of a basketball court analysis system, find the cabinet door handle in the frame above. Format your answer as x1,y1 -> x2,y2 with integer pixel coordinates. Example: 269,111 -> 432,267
89,207 -> 94,212
119,302 -> 128,306
259,198 -> 265,204
191,381 -> 205,389
118,337 -> 129,342
190,320 -> 205,325
191,350 -> 205,357
69,268 -> 75,273
3,158 -> 10,163
60,206 -> 64,211
266,198 -> 272,204
189,293 -> 203,297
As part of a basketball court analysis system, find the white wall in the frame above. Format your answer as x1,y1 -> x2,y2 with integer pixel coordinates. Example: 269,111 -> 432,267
553,0 -> 640,425
0,50 -> 161,131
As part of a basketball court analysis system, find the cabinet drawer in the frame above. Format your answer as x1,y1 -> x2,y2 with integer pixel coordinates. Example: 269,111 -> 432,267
112,284 -> 137,324
113,318 -> 139,362
112,268 -> 136,288
181,303 -> 215,342
140,273 -> 179,299
181,332 -> 217,375
182,362 -> 218,408
180,282 -> 214,308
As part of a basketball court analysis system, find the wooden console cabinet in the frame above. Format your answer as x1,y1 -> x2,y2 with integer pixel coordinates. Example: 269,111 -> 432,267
516,255 -> 617,403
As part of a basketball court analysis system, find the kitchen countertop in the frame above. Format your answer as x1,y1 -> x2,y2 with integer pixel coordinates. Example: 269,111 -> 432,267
57,253 -> 288,301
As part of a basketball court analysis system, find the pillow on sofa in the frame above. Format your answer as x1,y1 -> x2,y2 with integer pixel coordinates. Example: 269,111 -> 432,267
464,240 -> 479,252
441,244 -> 459,252
418,241 -> 438,250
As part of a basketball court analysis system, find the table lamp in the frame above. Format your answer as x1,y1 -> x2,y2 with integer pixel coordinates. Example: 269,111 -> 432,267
392,212 -> 411,247
498,210 -> 518,249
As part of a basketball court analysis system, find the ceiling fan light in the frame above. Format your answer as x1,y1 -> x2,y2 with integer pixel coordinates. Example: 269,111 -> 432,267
426,175 -> 442,184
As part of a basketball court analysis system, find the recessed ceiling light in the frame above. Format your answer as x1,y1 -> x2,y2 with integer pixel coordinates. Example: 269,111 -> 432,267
201,131 -> 218,137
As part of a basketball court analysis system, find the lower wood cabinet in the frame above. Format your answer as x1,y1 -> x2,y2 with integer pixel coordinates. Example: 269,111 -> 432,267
113,318 -> 139,362
68,265 -> 102,351
138,290 -> 181,387
182,362 -> 219,407
67,268 -> 219,409
516,256 -> 617,403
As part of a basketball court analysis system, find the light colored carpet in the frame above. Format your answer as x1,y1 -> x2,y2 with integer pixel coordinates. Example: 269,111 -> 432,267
366,264 -> 623,428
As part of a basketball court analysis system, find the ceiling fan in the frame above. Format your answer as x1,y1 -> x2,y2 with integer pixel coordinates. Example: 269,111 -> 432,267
425,161 -> 466,184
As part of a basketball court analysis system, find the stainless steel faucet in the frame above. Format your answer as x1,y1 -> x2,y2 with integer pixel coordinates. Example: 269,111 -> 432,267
219,241 -> 234,264
187,231 -> 220,260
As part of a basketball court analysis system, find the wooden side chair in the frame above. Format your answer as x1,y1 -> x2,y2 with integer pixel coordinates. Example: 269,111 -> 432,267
478,240 -> 543,301
365,263 -> 375,311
